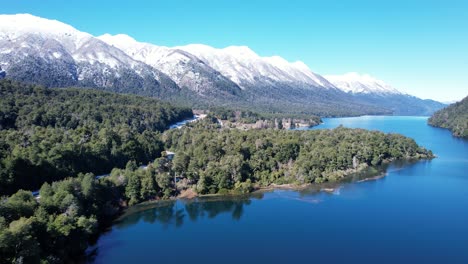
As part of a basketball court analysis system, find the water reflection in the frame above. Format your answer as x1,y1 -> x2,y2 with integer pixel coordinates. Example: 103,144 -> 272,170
113,159 -> 422,230
91,116 -> 468,264
114,196 -> 255,229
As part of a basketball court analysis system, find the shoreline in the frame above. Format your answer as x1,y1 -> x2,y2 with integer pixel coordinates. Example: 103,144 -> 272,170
112,156 -> 435,224
135,163 -> 390,207
101,156 -> 430,235
114,169 -> 390,221
357,173 -> 387,183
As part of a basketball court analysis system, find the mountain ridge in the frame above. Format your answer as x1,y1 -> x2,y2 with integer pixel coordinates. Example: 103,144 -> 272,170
325,72 -> 402,95
97,34 -> 242,98
0,13 -> 445,116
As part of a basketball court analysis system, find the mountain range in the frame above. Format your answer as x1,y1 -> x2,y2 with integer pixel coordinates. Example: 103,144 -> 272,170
0,14 -> 445,116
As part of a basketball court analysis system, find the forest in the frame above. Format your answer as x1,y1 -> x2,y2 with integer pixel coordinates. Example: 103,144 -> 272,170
0,80 -> 193,194
0,118 -> 434,263
0,81 -> 435,263
428,95 -> 468,138
163,118 -> 433,194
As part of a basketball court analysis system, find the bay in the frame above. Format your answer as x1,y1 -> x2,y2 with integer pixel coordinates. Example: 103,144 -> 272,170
90,116 -> 468,264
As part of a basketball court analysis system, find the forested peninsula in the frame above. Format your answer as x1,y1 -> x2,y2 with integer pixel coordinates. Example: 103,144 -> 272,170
0,81 -> 434,263
428,96 -> 468,138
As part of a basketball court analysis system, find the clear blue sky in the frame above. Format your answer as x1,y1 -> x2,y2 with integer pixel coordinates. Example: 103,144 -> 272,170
3,0 -> 467,101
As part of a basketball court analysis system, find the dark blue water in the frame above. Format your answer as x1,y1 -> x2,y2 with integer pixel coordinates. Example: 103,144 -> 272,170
90,116 -> 468,264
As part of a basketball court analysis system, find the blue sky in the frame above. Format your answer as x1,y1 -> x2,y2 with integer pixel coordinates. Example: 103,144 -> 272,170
3,0 -> 467,101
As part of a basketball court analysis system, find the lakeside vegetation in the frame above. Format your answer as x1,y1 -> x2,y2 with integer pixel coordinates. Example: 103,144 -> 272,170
0,81 -> 435,263
163,118 -> 433,195
0,120 -> 434,263
0,119 -> 432,263
428,95 -> 468,138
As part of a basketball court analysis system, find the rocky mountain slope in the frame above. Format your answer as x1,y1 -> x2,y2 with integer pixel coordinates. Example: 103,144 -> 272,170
0,14 -> 445,116
0,14 -> 180,97
98,34 -> 242,98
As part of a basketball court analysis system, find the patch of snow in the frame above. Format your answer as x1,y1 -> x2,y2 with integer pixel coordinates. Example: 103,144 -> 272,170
52,52 -> 62,58
0,14 -> 92,52
0,49 -> 12,54
325,72 -> 402,95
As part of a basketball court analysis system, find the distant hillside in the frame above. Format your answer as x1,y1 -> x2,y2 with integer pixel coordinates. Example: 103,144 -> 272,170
325,72 -> 446,115
428,96 -> 468,138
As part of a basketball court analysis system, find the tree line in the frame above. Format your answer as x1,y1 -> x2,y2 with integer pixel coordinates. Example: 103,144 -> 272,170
428,95 -> 468,138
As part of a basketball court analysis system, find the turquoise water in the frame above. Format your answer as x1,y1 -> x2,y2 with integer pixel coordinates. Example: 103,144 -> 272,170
90,116 -> 468,264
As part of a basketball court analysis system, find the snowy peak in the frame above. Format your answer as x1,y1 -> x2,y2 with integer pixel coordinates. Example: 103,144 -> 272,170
0,14 -> 81,36
98,34 -> 241,96
325,72 -> 402,95
0,14 -> 445,116
223,45 -> 259,58
178,44 -> 334,89
263,56 -> 334,88
0,15 -> 150,70
97,33 -> 170,60
98,34 -> 197,76
0,14 -> 179,92
97,33 -> 141,51
0,14 -> 91,52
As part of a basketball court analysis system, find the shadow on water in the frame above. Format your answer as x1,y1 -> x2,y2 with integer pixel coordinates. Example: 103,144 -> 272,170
113,196 -> 256,230
99,159 -> 428,232
89,116 -> 468,264
292,158 -> 429,199
86,196 -> 256,262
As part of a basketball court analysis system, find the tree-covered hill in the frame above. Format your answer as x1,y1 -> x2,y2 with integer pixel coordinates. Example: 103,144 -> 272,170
0,80 -> 193,195
428,95 -> 468,138
162,119 -> 433,195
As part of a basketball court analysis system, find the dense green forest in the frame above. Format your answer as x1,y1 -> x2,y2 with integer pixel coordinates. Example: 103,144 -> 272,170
163,118 -> 433,194
0,118 -> 433,263
0,173 -> 119,263
428,96 -> 468,138
0,80 -> 435,263
0,80 -> 193,194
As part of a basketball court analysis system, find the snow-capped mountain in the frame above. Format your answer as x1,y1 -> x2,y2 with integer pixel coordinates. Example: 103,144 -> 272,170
324,72 -> 445,115
177,44 -> 336,90
0,13 -> 91,52
0,14 -> 445,116
0,14 -> 178,96
324,72 -> 401,95
98,34 -> 241,97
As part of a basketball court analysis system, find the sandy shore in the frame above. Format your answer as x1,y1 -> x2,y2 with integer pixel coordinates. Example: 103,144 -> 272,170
256,183 -> 311,192
177,188 -> 198,199
357,173 -> 387,183
174,169 -> 389,201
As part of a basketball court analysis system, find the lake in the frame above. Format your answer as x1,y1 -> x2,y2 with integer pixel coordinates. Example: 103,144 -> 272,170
89,116 -> 468,264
